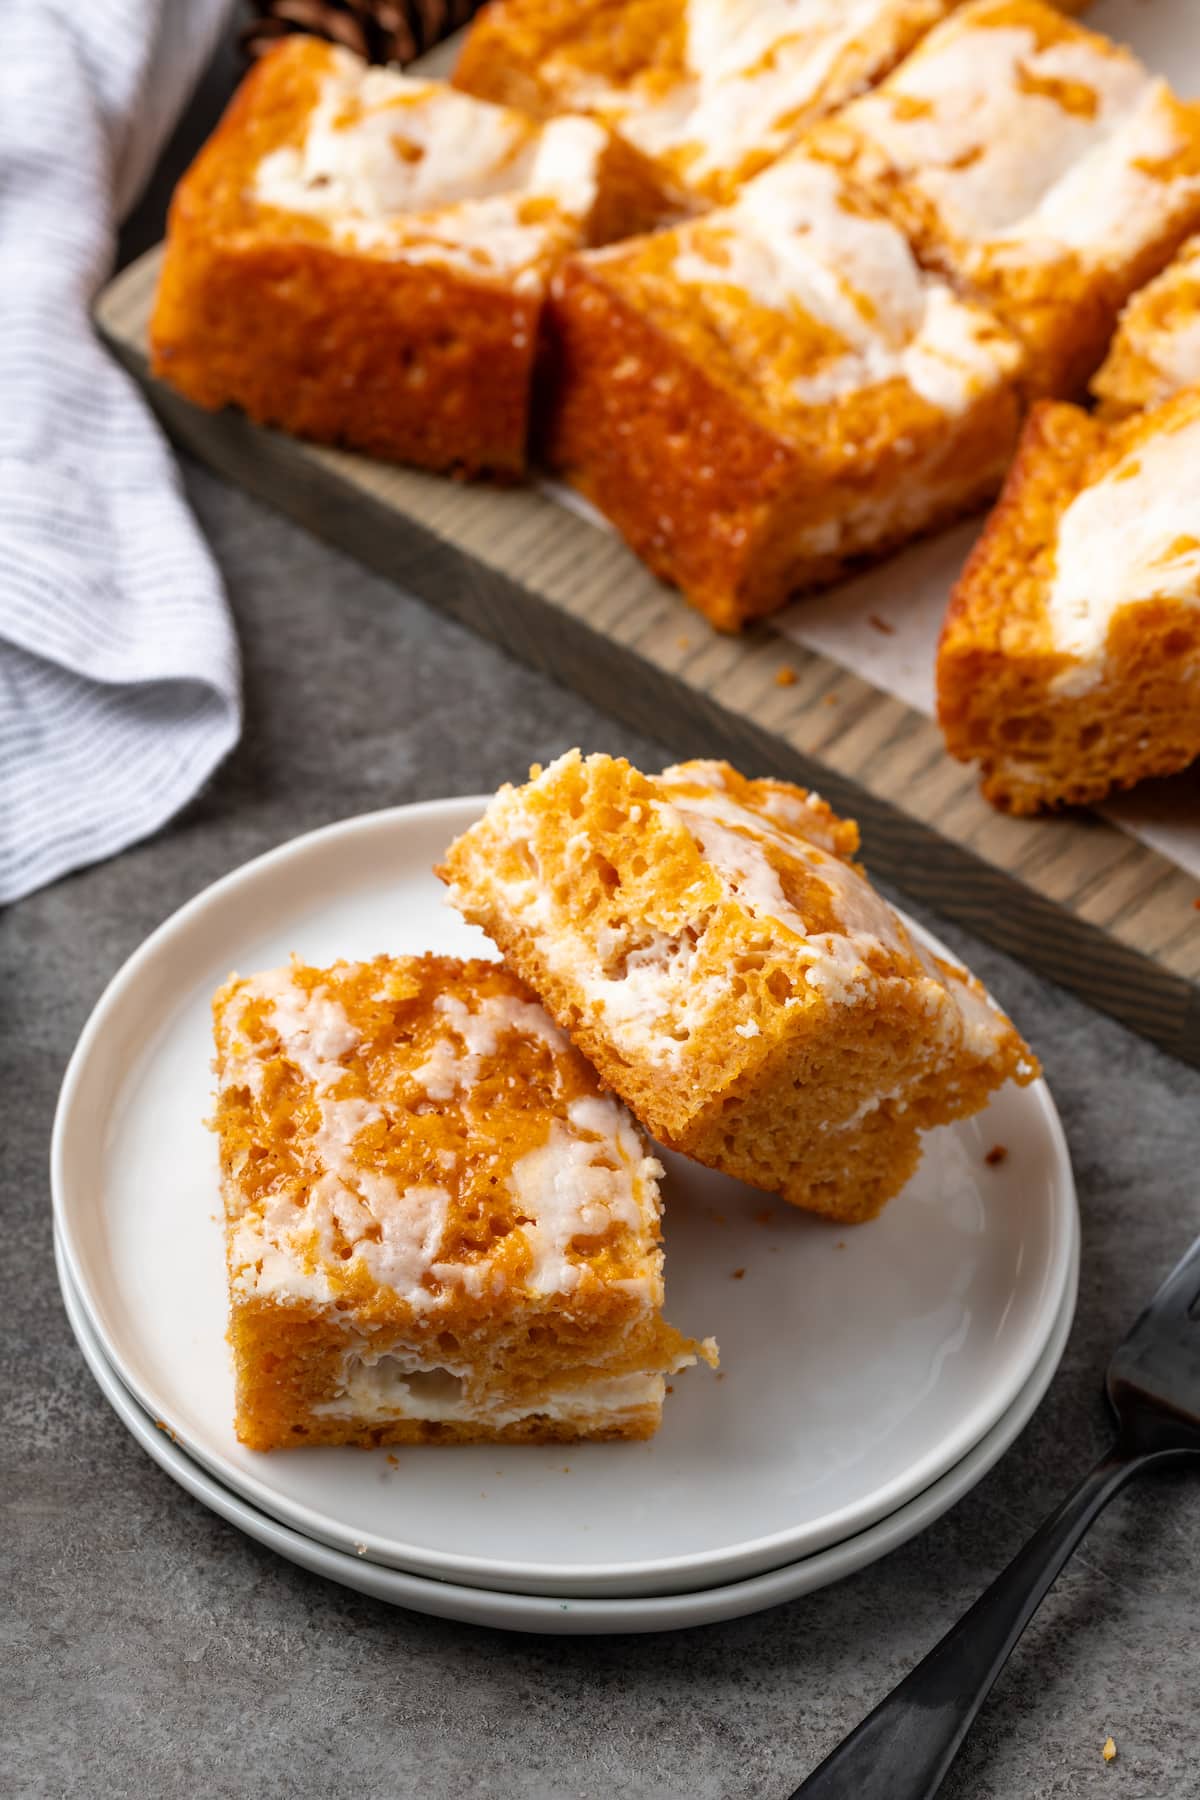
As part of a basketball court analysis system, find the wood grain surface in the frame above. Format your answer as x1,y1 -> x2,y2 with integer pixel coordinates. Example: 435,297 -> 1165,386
95,246 -> 1200,1067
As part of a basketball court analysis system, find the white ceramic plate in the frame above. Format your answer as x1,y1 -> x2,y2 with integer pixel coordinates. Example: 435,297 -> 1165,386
57,1228 -> 1078,1634
53,798 -> 1077,1598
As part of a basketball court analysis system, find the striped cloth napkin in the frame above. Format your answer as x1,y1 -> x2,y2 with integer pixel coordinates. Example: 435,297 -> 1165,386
0,0 -> 239,905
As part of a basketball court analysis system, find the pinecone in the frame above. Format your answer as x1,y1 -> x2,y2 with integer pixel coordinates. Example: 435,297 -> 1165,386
242,0 -> 486,67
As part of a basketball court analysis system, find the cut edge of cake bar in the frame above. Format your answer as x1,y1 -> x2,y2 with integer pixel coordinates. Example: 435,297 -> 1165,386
212,952 -> 715,1451
937,390 -> 1200,812
438,752 -> 1038,1222
149,35 -> 661,476
543,147 -> 1026,630
1091,235 -> 1200,419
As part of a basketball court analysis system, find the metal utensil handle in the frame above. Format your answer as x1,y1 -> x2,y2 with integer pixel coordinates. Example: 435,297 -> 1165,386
789,1449 -> 1142,1800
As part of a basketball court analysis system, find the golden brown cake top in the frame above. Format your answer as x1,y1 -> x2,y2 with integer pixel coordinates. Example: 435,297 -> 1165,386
1093,235 -> 1200,415
828,0 -> 1200,275
212,954 -> 667,1320
193,37 -> 609,287
653,760 -> 1021,1053
459,0 -> 951,203
441,752 -> 1030,1075
460,0 -> 687,99
577,151 -> 1022,438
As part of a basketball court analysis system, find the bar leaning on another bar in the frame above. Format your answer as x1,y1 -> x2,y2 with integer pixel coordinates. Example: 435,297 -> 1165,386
439,752 -> 1038,1224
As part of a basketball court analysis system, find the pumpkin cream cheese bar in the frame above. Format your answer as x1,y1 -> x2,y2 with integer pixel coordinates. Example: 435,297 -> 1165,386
1092,235 -> 1200,419
545,150 -> 1025,630
439,753 -> 1037,1223
809,0 -> 1200,397
938,388 -> 1200,812
212,953 -> 710,1451
152,36 -> 656,477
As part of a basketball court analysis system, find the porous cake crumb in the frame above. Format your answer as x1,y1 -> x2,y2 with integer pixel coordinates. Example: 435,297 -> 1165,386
439,752 -> 1037,1222
938,388 -> 1200,812
152,37 -> 656,477
1093,235 -> 1200,419
212,952 -> 711,1451
545,150 -> 1024,630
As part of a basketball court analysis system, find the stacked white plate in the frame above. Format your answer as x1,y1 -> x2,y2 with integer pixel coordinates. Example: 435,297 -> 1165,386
52,799 -> 1079,1634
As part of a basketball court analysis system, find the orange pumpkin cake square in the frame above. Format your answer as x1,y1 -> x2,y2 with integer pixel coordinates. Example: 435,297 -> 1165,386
212,953 -> 710,1451
937,390 -> 1200,812
151,37 -> 650,477
438,752 -> 1037,1224
542,149 -> 1024,630
809,0 -> 1200,397
1092,235 -> 1200,418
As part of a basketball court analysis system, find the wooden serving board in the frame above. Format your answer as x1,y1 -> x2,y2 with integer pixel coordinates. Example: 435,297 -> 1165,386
95,245 -> 1200,1068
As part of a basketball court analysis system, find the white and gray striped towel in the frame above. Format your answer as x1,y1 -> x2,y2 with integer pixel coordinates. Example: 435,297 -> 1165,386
0,0 -> 240,905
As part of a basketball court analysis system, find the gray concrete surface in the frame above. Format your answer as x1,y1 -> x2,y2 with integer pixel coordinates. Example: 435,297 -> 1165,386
5,465 -> 1200,1800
